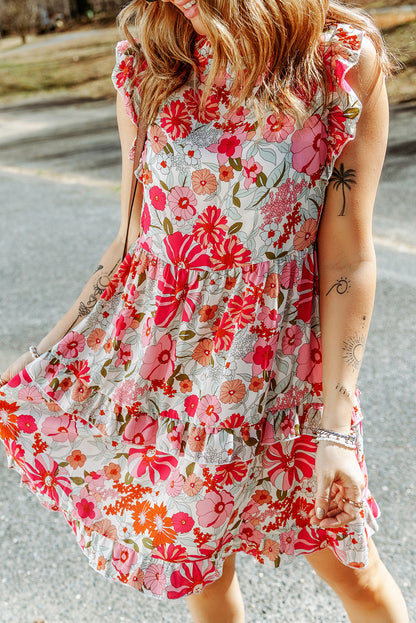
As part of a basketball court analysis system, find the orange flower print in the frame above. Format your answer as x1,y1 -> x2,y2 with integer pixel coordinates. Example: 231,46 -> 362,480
191,168 -> 218,195
132,499 -> 154,535
188,426 -> 207,452
149,125 -> 168,154
225,276 -> 236,290
219,380 -> 246,404
293,218 -> 318,251
264,272 -> 280,298
192,339 -> 213,366
87,328 -> 106,352
148,503 -> 176,547
104,462 -> 121,481
127,567 -> 145,590
96,556 -> 107,571
183,473 -> 204,497
249,376 -> 264,392
90,518 -> 119,541
0,400 -> 19,441
67,449 -> 86,469
198,305 -> 218,321
179,379 -> 193,393
262,539 -> 280,561
219,165 -> 234,182
71,380 -> 92,403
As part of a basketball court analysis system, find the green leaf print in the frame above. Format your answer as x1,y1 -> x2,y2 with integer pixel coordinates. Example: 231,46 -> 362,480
165,143 -> 174,155
265,251 -> 278,260
344,106 -> 360,119
255,172 -> 268,187
163,217 -> 174,236
232,195 -> 241,208
142,537 -> 154,550
186,462 -> 195,476
179,330 -> 196,341
160,180 -> 170,192
228,222 -> 243,236
229,157 -> 243,171
70,477 -> 85,486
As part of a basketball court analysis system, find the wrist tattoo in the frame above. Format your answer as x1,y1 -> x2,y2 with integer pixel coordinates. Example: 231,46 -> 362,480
335,383 -> 354,402
326,276 -> 351,296
342,333 -> 365,371
330,164 -> 357,217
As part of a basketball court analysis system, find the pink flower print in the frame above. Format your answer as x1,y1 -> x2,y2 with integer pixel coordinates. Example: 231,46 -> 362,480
41,414 -> 77,442
195,395 -> 222,427
164,231 -> 211,270
167,422 -> 185,451
294,218 -> 318,251
280,529 -> 296,555
257,305 -> 281,331
154,265 -> 200,327
167,560 -> 218,599
183,473 -> 204,497
262,112 -> 295,142
56,331 -> 86,358
241,157 -> 263,189
112,543 -> 138,575
160,99 -> 192,140
239,522 -> 264,545
111,308 -> 135,342
184,394 -> 199,417
296,331 -> 322,384
44,360 -> 65,380
262,437 -> 316,491
281,412 -> 296,437
149,185 -> 166,211
139,333 -> 176,382
142,315 -> 154,347
282,325 -> 303,355
210,235 -> 251,270
128,447 -> 178,484
291,114 -> 328,179
165,469 -> 184,497
196,490 -> 234,528
17,385 -> 43,403
25,453 -> 71,504
141,202 -> 151,233
127,567 -> 145,591
115,342 -> 133,368
192,205 -> 228,247
144,564 -> 166,596
123,414 -> 158,446
73,487 -> 102,526
90,518 -> 118,541
168,186 -> 197,220
281,260 -> 299,289
112,379 -> 143,407
85,470 -> 105,489
17,414 -> 37,434
208,133 -> 244,166
243,335 -> 278,376
172,512 -> 194,534
149,125 -> 168,153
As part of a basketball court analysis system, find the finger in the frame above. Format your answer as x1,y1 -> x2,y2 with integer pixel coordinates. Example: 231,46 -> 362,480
0,372 -> 10,387
318,509 -> 359,528
314,472 -> 333,520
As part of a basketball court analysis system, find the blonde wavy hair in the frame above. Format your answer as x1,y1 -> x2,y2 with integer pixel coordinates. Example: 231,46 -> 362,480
118,0 -> 393,124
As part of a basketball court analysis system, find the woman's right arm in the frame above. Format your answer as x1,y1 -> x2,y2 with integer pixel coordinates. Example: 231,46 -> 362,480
0,92 -> 142,385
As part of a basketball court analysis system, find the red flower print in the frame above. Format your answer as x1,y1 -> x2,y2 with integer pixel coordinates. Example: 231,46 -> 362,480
252,489 -> 272,505
164,231 -> 211,270
0,400 -> 20,441
183,88 -> 220,122
243,336 -> 278,376
291,114 -> 328,180
128,447 -> 178,484
184,394 -> 199,417
210,235 -> 251,270
154,265 -> 200,328
56,331 -> 86,358
160,99 -> 192,140
149,185 -> 167,211
262,437 -> 316,491
115,342 -> 133,368
296,331 -> 322,384
153,543 -> 188,563
25,453 -> 71,504
227,293 -> 256,328
139,333 -> 176,381
241,157 -> 263,189
294,252 -> 316,323
207,133 -> 244,166
172,512 -> 195,534
215,461 -> 248,485
141,203 -> 151,233
111,308 -> 135,342
212,312 -> 235,352
192,205 -> 228,247
116,55 -> 134,88
168,186 -> 197,220
196,490 -> 234,528
17,414 -> 37,434
167,560 -> 219,599
67,359 -> 91,384
281,260 -> 299,289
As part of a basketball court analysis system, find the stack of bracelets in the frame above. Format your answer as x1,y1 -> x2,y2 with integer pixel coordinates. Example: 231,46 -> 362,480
312,428 -> 357,449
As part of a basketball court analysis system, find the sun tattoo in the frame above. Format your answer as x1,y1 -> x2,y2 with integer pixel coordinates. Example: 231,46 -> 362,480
342,334 -> 365,371
330,164 -> 357,216
326,276 -> 351,296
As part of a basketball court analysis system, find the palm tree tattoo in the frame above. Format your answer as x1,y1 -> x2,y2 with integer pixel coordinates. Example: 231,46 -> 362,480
330,164 -> 357,216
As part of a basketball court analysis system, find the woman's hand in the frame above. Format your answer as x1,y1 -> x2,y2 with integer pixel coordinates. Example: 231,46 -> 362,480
309,441 -> 365,528
0,351 -> 34,388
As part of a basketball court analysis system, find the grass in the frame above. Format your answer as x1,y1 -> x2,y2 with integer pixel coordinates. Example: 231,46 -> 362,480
0,7 -> 415,106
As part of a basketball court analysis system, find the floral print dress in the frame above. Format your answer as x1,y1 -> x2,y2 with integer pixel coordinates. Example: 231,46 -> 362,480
0,23 -> 380,599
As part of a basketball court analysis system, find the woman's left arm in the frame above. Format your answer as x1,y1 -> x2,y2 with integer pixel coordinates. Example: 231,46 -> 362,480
311,37 -> 390,528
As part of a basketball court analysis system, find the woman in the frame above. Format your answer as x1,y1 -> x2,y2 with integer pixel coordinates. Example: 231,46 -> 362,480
0,0 -> 409,621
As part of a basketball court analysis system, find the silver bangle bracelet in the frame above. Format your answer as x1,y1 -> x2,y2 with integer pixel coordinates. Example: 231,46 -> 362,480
312,427 -> 356,449
29,345 -> 41,360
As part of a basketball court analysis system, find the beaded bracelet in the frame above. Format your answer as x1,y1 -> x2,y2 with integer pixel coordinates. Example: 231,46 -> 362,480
312,427 -> 357,449
29,345 -> 40,360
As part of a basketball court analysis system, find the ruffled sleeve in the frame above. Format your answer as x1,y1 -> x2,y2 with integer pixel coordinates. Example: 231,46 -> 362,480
320,23 -> 365,177
111,40 -> 145,127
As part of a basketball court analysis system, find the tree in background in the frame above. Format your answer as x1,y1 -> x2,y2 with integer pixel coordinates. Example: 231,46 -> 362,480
0,0 -> 39,44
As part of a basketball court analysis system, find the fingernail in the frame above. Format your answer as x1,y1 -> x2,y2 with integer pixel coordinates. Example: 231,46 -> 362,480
316,507 -> 325,519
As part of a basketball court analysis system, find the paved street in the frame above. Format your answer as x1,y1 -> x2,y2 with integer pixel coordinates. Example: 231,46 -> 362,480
0,96 -> 415,623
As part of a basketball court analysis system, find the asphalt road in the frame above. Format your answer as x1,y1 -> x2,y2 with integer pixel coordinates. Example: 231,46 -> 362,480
0,96 -> 415,623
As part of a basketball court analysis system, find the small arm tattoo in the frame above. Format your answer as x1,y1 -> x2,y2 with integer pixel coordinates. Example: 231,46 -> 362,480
335,382 -> 354,402
342,333 -> 365,371
326,276 -> 351,296
330,163 -> 357,216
